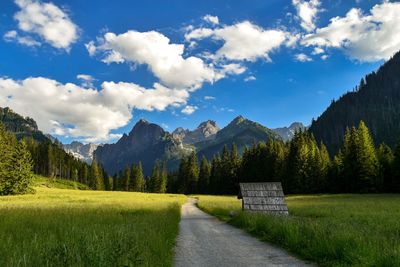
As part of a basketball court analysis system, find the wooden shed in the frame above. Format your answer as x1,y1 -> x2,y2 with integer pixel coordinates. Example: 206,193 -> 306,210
238,182 -> 289,215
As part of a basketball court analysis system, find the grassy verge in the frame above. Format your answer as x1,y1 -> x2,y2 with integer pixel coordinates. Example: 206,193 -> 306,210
196,194 -> 400,267
0,187 -> 186,266
32,175 -> 90,190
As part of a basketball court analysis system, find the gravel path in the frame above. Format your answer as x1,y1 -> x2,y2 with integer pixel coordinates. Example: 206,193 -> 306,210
174,198 -> 314,267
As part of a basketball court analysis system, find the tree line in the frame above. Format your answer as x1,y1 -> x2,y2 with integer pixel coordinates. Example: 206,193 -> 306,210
169,121 -> 400,195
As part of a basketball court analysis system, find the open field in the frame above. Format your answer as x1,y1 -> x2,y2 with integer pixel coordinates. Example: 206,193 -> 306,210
0,181 -> 186,267
196,194 -> 400,267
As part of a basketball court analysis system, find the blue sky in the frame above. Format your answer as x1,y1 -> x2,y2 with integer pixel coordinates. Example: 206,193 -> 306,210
0,0 -> 398,143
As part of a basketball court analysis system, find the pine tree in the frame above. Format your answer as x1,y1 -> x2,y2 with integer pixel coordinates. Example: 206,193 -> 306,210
186,151 -> 199,194
0,124 -> 33,195
123,165 -> 131,191
354,121 -> 379,192
159,161 -> 167,193
339,122 -> 379,192
91,160 -> 104,190
376,143 -> 394,192
133,162 -> 145,192
198,156 -> 211,194
392,143 -> 400,193
9,140 -> 34,194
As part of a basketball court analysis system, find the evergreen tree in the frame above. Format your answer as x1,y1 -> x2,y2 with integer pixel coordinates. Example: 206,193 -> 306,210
133,162 -> 145,192
198,156 -> 211,194
0,124 -> 33,195
376,143 -> 394,192
186,151 -> 199,194
339,122 -> 379,192
392,143 -> 400,192
9,140 -> 34,194
159,161 -> 167,193
91,160 -> 104,190
123,165 -> 131,191
354,121 -> 379,192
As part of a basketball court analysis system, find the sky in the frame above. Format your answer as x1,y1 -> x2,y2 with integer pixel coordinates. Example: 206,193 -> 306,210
0,0 -> 399,144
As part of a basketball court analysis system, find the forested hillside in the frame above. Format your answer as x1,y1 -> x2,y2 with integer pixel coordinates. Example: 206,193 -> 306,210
309,51 -> 400,154
0,108 -> 108,192
195,116 -> 280,159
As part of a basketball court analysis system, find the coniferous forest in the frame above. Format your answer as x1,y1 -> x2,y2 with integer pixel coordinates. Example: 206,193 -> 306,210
169,121 -> 400,195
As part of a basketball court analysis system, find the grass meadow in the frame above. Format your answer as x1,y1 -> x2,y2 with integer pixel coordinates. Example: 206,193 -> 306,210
196,194 -> 400,267
0,179 -> 186,267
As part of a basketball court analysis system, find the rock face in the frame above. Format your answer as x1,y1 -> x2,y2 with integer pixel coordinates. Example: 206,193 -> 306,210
195,116 -> 281,159
172,120 -> 220,144
272,122 -> 306,141
94,119 -> 192,175
63,141 -> 98,164
0,106 -> 49,142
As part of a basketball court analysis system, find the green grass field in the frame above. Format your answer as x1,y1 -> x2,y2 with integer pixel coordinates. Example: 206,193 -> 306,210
0,179 -> 186,267
196,194 -> 400,267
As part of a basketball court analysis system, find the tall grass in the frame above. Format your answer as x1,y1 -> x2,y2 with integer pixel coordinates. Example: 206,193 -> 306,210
197,194 -> 400,267
0,186 -> 186,266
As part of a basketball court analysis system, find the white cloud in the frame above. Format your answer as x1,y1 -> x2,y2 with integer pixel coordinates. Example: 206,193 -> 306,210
77,74 -> 95,88
181,105 -> 198,115
202,15 -> 219,25
321,54 -> 329,60
312,47 -> 324,55
13,0 -> 79,50
302,2 -> 400,62
204,96 -> 215,100
292,0 -> 321,32
184,28 -> 214,41
0,77 -> 189,142
3,30 -> 41,47
89,30 -> 219,90
244,75 -> 256,82
186,21 -> 288,62
295,53 -> 312,62
85,41 -> 97,56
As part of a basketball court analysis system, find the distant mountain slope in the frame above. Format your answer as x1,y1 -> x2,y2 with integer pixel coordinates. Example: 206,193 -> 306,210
272,122 -> 306,141
0,107 -> 49,142
63,141 -> 99,164
196,116 -> 281,159
309,50 -> 400,154
94,119 -> 192,175
172,120 -> 220,144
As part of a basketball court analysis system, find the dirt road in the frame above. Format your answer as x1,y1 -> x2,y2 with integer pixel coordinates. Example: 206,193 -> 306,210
174,198 -> 314,267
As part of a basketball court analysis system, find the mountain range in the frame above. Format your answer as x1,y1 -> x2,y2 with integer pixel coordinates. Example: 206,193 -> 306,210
0,106 -> 306,175
63,142 -> 99,164
94,116 -> 301,175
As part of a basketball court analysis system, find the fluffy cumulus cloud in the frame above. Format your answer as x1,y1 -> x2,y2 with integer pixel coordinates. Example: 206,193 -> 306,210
301,1 -> 400,61
202,15 -> 219,25
295,53 -> 312,62
185,21 -> 288,62
12,0 -> 79,50
88,30 -> 220,90
292,0 -> 321,32
181,105 -> 198,115
0,77 -> 189,142
3,30 -> 41,47
77,74 -> 95,88
244,75 -> 256,82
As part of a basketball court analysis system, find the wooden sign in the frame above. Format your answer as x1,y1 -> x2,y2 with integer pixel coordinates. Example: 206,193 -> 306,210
238,182 -> 289,215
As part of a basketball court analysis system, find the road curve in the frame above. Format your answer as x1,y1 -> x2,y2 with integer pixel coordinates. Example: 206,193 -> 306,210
174,198 -> 314,267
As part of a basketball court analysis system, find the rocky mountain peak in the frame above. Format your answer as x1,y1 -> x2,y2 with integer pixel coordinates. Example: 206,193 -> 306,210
231,115 -> 245,125
63,141 -> 99,164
